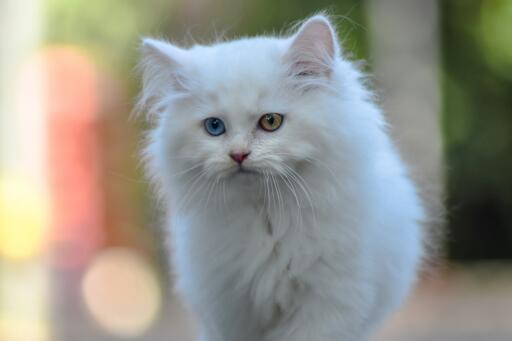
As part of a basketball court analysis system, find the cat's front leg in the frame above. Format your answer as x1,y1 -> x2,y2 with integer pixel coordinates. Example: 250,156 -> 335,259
263,293 -> 369,341
197,328 -> 224,341
198,333 -> 217,341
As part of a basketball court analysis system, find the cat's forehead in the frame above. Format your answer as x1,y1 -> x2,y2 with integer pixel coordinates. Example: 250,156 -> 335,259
194,37 -> 285,63
188,37 -> 288,98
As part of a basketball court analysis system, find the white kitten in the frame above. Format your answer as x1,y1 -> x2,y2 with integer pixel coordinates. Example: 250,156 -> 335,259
137,15 -> 424,341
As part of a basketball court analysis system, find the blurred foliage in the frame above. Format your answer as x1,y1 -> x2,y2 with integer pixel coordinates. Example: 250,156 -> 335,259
44,0 -> 171,76
442,0 -> 512,259
44,0 -> 367,81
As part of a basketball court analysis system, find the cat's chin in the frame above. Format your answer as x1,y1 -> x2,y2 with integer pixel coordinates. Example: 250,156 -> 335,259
226,167 -> 261,186
231,167 -> 259,177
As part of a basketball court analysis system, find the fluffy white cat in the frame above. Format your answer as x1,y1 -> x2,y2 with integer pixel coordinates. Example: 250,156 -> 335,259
137,14 -> 424,341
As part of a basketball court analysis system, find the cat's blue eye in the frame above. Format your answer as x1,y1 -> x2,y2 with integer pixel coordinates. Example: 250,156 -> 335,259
204,117 -> 226,136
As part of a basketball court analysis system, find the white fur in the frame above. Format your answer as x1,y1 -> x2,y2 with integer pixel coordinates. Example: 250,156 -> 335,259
137,15 -> 424,341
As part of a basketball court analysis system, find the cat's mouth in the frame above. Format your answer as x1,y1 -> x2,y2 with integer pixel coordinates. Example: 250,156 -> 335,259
229,165 -> 260,178
235,167 -> 258,175
222,163 -> 269,181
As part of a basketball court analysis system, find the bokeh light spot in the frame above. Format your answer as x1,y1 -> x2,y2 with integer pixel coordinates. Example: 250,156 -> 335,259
0,175 -> 49,261
81,247 -> 162,338
479,0 -> 512,78
0,316 -> 50,341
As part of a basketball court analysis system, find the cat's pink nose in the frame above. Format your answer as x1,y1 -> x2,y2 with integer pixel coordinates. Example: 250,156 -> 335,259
230,151 -> 250,164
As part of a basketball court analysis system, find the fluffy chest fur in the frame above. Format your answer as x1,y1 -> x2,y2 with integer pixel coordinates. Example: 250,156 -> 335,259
170,166 -> 381,340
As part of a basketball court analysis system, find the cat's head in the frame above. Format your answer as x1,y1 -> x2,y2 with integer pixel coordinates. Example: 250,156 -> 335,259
138,15 -> 374,199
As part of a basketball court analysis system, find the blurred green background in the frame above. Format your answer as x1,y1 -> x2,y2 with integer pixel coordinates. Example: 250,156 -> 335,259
441,0 -> 512,260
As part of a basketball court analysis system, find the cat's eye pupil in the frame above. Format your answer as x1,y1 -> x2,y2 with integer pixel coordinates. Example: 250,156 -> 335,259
265,115 -> 274,125
204,117 -> 226,136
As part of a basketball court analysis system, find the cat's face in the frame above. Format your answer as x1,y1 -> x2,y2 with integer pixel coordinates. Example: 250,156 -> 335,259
139,16 -> 345,191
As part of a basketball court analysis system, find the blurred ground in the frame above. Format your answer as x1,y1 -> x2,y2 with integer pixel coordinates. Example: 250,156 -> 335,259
375,264 -> 512,341
55,263 -> 512,341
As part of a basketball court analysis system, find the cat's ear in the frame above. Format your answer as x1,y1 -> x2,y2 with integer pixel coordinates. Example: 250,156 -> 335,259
285,15 -> 338,82
136,38 -> 189,119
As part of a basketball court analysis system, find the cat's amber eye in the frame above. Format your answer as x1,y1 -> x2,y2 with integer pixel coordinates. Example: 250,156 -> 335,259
258,113 -> 284,132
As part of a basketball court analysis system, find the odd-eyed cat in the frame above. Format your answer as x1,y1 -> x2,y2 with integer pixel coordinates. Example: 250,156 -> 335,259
137,15 -> 424,341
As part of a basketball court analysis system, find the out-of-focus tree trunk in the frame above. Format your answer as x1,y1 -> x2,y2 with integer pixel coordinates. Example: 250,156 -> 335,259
367,0 -> 444,257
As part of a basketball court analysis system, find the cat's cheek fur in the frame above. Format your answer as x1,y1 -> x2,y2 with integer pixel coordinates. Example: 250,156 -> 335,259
138,14 -> 425,341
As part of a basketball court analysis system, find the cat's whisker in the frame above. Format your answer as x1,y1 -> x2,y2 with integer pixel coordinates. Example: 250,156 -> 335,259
222,179 -> 227,210
281,163 -> 318,229
169,163 -> 203,178
267,170 -> 278,225
264,170 -> 271,214
272,173 -> 281,228
272,152 -> 338,183
201,175 -> 216,210
258,170 -> 268,217
213,175 -> 222,210
207,175 -> 221,209
278,172 -> 303,228
271,172 -> 284,230
278,175 -> 286,229
267,172 -> 277,224
191,179 -> 211,213
286,168 -> 316,213
266,170 -> 274,213
199,172 -> 220,208
167,156 -> 203,160
176,168 -> 209,213
208,175 -> 219,206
